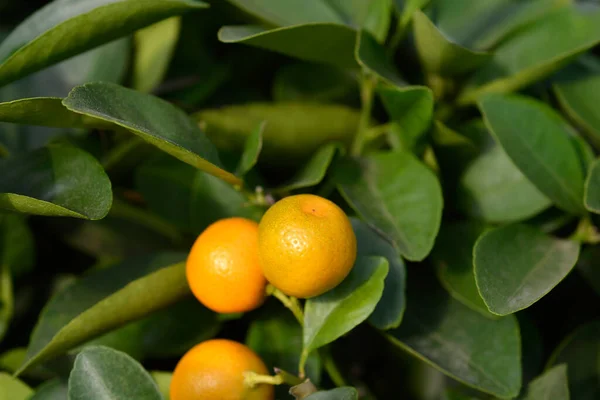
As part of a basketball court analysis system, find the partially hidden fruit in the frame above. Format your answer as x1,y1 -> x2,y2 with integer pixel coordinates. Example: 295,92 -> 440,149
186,217 -> 266,313
258,194 -> 357,298
170,339 -> 274,400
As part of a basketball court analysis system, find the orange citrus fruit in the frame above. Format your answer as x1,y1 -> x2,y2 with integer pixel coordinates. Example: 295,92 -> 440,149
258,194 -> 357,298
170,339 -> 274,400
186,217 -> 266,313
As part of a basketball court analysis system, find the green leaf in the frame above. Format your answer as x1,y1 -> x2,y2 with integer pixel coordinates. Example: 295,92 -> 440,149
378,86 -> 434,152
304,387 -> 359,400
0,145 -> 112,220
0,213 -> 34,277
62,82 -> 241,185
0,348 -> 26,373
355,30 -> 404,86
460,5 -> 600,103
133,17 -> 181,93
412,10 -> 491,77
431,221 -> 496,318
218,24 -> 357,69
478,94 -> 585,215
335,151 -> 443,261
0,373 -> 33,400
352,218 -> 406,330
362,0 -> 393,43
522,364 -> 570,400
236,122 -> 265,177
0,265 -> 13,342
385,270 -> 522,399
576,247 -> 600,296
30,379 -> 68,400
474,224 -> 580,315
547,321 -> 600,400
458,145 -> 552,223
0,0 -> 206,86
553,55 -> 600,148
19,253 -> 188,374
196,102 -> 360,165
584,159 -> 600,214
303,256 -> 388,356
150,371 -> 171,400
68,346 -> 161,400
226,0 -> 344,26
135,156 -> 263,234
276,143 -> 339,192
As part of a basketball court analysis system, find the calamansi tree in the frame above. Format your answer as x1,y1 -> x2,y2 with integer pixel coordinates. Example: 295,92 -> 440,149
0,0 -> 599,399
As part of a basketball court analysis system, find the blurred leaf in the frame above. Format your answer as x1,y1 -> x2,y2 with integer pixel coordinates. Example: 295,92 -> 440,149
547,320 -> 600,400
19,253 -> 187,374
303,256 -> 388,357
386,270 -> 521,399
522,364 -> 569,400
63,82 -> 241,185
0,0 -> 205,86
276,143 -> 339,192
0,372 -> 32,400
474,224 -> 580,315
584,159 -> 600,214
362,0 -> 393,43
196,102 -> 360,165
68,346 -> 161,400
304,387 -> 358,400
412,10 -> 491,77
150,371 -> 171,400
352,218 -> 406,330
460,5 -> 600,103
0,348 -> 26,372
0,265 -> 12,342
133,17 -> 181,93
576,247 -> 600,296
30,379 -> 68,400
355,30 -> 404,86
0,145 -> 112,219
431,221 -> 496,318
236,121 -> 264,177
335,151 -> 443,261
478,94 -> 585,215
0,213 -> 34,277
218,24 -> 357,69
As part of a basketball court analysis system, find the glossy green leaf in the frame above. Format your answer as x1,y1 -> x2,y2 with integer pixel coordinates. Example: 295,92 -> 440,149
276,143 -> 339,192
236,122 -> 264,177
0,373 -> 33,400
576,247 -> 600,296
584,159 -> 600,214
63,82 -> 241,185
352,218 -> 406,330
150,371 -> 171,400
226,0 -> 344,26
305,387 -> 359,400
0,0 -> 206,86
385,270 -> 521,399
460,5 -> 600,103
19,253 -> 188,374
68,346 -> 161,400
335,151 -> 443,261
522,364 -> 569,400
431,221 -> 495,318
355,30 -> 404,86
458,145 -> 552,223
474,224 -> 580,315
547,321 -> 600,400
30,379 -> 68,400
218,24 -> 357,69
303,256 -> 388,356
412,10 -> 491,77
0,145 -> 112,219
133,17 -> 181,93
378,86 -> 434,152
196,102 -> 360,165
478,94 -> 585,215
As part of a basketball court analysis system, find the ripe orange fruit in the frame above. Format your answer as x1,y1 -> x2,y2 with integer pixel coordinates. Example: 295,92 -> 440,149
258,194 -> 357,298
186,217 -> 266,313
170,339 -> 274,400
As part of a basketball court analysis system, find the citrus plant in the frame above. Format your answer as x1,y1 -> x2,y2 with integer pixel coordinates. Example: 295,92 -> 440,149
0,0 -> 599,399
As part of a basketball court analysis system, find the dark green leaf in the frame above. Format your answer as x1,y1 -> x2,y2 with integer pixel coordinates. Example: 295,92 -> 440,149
0,0 -> 206,86
19,253 -> 187,374
276,143 -> 339,192
0,373 -> 32,400
335,151 -> 443,261
68,346 -> 161,400
352,218 -> 406,330
303,256 -> 388,356
478,94 -> 585,214
547,321 -> 600,400
522,364 -> 569,400
0,265 -> 12,342
584,159 -> 600,214
304,387 -> 359,400
30,379 -> 68,400
63,82 -> 241,185
576,247 -> 600,296
355,30 -> 404,86
236,121 -> 265,177
0,145 -> 112,219
386,270 -> 521,399
474,224 -> 580,315
0,213 -> 34,277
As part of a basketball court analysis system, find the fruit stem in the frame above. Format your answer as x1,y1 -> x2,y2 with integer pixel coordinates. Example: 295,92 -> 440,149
267,284 -> 304,325
243,371 -> 283,388
350,74 -> 376,156
319,346 -> 348,387
570,217 -> 600,244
